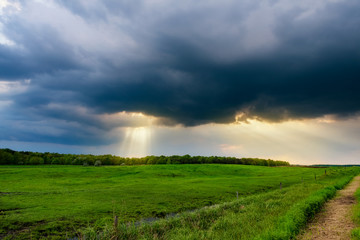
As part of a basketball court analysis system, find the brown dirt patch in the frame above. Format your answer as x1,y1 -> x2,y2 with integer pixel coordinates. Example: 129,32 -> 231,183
297,176 -> 360,240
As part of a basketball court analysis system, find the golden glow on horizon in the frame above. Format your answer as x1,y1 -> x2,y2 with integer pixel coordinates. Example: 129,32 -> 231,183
107,112 -> 360,164
315,114 -> 337,123
191,118 -> 333,164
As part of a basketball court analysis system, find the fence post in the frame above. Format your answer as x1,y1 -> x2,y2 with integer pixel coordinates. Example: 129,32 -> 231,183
114,215 -> 118,233
236,191 -> 239,199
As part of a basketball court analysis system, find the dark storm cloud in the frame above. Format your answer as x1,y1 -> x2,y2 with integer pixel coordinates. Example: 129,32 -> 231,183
76,0 -> 360,125
1,0 -> 360,144
86,33 -> 360,125
0,25 -> 82,79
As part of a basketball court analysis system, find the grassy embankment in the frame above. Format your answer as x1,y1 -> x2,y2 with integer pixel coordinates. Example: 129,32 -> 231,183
0,164 -> 358,239
352,185 -> 360,239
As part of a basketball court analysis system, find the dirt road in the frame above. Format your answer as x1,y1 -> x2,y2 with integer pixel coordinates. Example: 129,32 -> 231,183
298,176 -> 360,240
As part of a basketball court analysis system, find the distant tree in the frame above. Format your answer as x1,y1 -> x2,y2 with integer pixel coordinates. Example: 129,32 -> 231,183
0,148 -> 290,167
0,150 -> 14,164
28,156 -> 44,165
51,158 -> 61,165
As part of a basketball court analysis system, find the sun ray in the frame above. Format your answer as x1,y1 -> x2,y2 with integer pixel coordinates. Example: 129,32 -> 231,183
120,127 -> 151,157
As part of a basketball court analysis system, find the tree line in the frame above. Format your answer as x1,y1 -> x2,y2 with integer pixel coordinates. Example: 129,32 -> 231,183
0,148 -> 290,166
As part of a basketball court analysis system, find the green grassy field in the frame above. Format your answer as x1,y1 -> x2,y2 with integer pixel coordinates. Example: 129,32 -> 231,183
0,164 -> 358,239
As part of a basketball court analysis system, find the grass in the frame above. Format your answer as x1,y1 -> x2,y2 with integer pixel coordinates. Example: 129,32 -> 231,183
258,176 -> 353,240
0,164 -> 358,239
82,168 -> 358,240
352,185 -> 360,239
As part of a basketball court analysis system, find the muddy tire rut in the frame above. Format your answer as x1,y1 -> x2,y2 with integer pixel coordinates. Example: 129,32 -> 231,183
298,176 -> 360,240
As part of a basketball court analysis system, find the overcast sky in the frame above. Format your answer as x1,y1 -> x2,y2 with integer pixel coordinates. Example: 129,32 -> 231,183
1,0 -> 360,164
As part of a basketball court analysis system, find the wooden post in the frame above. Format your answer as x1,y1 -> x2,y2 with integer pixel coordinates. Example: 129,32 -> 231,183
325,170 -> 327,175
114,215 -> 118,231
236,191 -> 239,199
280,182 -> 282,190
